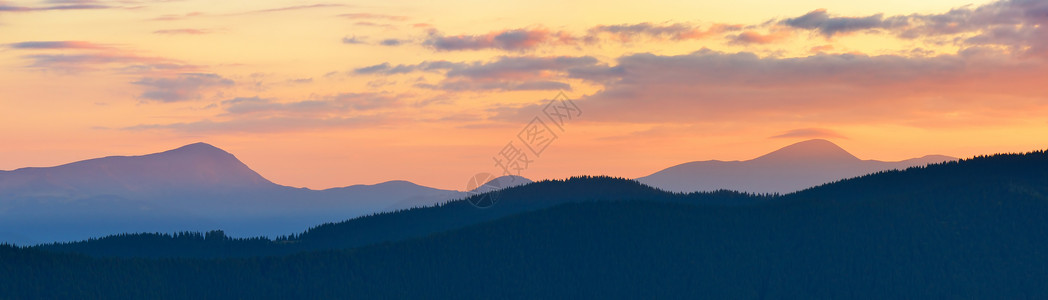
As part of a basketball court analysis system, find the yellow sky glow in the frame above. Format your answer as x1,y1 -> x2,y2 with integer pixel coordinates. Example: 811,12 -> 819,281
1,0 -> 1043,190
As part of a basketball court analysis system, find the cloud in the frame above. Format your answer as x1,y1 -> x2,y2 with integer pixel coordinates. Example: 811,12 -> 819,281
340,36 -> 407,46
239,4 -> 344,15
44,0 -> 99,3
149,11 -> 204,21
896,1 -> 1033,37
341,36 -> 366,44
781,9 -> 905,37
417,80 -> 571,91
379,38 -> 403,46
353,56 -> 599,91
338,13 -> 408,21
585,22 -> 742,42
769,128 -> 847,139
423,28 -> 576,51
147,4 -> 343,21
354,62 -> 393,74
132,73 -> 234,103
7,40 -> 198,73
286,78 -> 313,84
20,53 -> 190,73
904,0 -> 1048,57
125,115 -> 390,134
126,93 -> 403,133
7,40 -> 199,74
352,60 -> 464,75
728,28 -> 793,45
778,0 -> 1048,57
0,1 -> 111,12
6,40 -> 110,49
343,2 -> 1041,53
415,22 -> 741,52
444,56 -> 600,80
352,21 -> 395,28
519,49 -> 1048,128
221,93 -> 397,115
349,56 -> 597,93
153,28 -> 212,35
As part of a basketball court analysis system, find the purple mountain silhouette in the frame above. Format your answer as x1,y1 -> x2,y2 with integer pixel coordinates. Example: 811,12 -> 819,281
0,143 -> 508,244
636,139 -> 956,194
0,143 -> 273,199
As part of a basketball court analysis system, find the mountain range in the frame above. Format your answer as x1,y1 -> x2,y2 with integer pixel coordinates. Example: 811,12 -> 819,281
637,139 -> 955,194
6,149 -> 1048,298
0,139 -> 948,245
0,143 -> 529,244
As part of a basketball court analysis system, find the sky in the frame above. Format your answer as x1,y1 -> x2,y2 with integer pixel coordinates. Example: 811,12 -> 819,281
2,0 -> 1047,190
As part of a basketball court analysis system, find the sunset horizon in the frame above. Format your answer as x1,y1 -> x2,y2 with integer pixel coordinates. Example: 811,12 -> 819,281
0,137 -> 974,191
6,1 -> 1048,297
4,0 -> 1047,190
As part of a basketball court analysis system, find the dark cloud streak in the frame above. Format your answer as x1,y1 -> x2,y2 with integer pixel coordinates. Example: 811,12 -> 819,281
7,41 -> 110,49
781,9 -> 905,37
424,28 -> 575,51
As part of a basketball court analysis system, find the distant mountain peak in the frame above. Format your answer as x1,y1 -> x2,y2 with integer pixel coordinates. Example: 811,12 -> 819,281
177,142 -> 220,150
752,139 -> 859,163
163,142 -> 232,157
138,142 -> 273,187
0,143 -> 276,197
637,138 -> 957,194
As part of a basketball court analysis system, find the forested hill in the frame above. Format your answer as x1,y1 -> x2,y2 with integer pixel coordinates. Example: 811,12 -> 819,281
4,149 -> 1048,298
35,176 -> 763,258
788,150 -> 1048,203
4,150 -> 1048,298
33,150 -> 1048,260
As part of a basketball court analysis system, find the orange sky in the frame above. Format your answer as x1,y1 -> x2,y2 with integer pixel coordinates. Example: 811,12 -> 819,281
2,0 -> 1047,190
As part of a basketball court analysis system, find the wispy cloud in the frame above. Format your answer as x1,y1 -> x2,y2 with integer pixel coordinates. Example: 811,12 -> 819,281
341,36 -> 366,44
352,21 -> 394,28
510,48 -> 1048,128
221,93 -> 398,115
379,38 -> 404,46
585,22 -> 742,42
780,9 -> 906,37
149,11 -> 203,21
399,0 -> 1045,54
286,78 -> 313,84
132,73 -> 234,103
126,93 -> 403,133
728,28 -> 793,45
338,13 -> 408,21
124,115 -> 392,134
354,56 -> 599,78
339,36 -> 408,46
414,22 -> 742,51
778,0 -> 1048,57
20,53 -> 190,73
352,61 -> 465,75
417,80 -> 571,92
239,3 -> 344,15
0,1 -> 111,12
423,28 -> 576,51
353,56 -> 600,91
443,56 -> 599,80
6,41 -> 111,50
147,3 -> 345,21
7,40 -> 194,73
